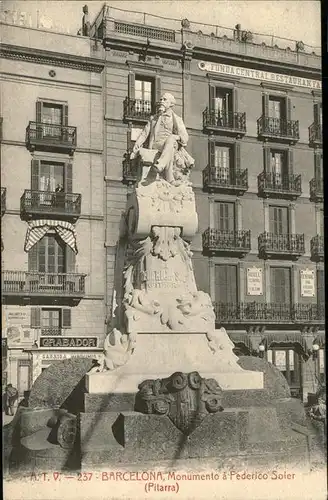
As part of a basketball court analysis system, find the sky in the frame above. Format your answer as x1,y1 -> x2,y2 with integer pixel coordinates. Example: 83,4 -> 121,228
0,0 -> 321,49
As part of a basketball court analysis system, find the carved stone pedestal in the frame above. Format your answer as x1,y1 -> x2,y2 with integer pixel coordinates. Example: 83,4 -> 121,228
86,332 -> 263,394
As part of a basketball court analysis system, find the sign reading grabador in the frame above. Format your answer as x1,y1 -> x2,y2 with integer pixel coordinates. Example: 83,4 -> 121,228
198,61 -> 322,90
40,337 -> 98,348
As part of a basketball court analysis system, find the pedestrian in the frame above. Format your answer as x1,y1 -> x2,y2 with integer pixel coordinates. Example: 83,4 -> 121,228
4,383 -> 18,416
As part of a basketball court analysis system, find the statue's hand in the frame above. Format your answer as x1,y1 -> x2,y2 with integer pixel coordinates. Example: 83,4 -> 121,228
130,145 -> 140,160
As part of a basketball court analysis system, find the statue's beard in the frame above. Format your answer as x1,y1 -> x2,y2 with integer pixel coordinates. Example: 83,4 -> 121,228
158,104 -> 167,114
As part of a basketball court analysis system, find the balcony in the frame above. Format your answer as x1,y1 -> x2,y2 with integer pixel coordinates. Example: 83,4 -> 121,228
2,271 -> 86,305
122,155 -> 140,186
257,116 -> 299,144
258,232 -> 305,259
203,166 -> 248,195
310,235 -> 324,261
202,109 -> 246,137
308,123 -> 322,147
257,172 -> 301,200
26,122 -> 77,156
123,98 -> 154,123
20,190 -> 81,222
309,178 -> 323,203
202,228 -> 251,256
1,187 -> 6,216
214,302 -> 325,326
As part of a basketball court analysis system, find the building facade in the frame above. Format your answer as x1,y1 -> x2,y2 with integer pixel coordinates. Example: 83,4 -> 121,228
1,20 -> 105,394
1,5 -> 324,402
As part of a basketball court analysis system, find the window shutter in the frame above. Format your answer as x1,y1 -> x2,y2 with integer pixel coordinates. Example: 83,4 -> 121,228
288,150 -> 294,175
30,307 -> 41,328
64,162 -> 73,193
62,308 -> 72,328
262,94 -> 269,116
314,152 -> 322,179
215,265 -> 227,303
155,75 -> 162,105
232,87 -> 238,114
208,141 -> 215,167
313,103 -> 320,124
209,85 -> 216,111
263,146 -> 271,173
28,243 -> 38,271
128,72 -> 135,99
286,97 -> 292,121
227,202 -> 235,231
31,159 -> 40,191
66,246 -> 76,273
63,105 -> 69,126
227,265 -> 237,304
234,142 -> 240,172
317,270 -> 325,304
36,101 -> 42,122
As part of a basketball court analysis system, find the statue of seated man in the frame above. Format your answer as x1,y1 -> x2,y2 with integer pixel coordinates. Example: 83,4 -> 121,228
130,92 -> 194,185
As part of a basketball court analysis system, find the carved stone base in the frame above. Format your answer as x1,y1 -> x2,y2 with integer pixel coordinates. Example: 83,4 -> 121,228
85,332 -> 263,394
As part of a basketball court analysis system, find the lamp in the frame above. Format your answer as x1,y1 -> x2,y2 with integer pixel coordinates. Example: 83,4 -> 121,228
258,344 -> 265,352
312,343 -> 320,352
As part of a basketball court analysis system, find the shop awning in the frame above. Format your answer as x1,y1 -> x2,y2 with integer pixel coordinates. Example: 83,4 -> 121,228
261,332 -> 313,357
314,332 -> 326,348
229,332 -> 254,353
24,219 -> 78,254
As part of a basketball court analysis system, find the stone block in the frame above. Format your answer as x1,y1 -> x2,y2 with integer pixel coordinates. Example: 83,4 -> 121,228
238,356 -> 291,399
79,411 -> 122,452
188,411 -> 239,458
29,358 -> 96,410
84,393 -> 135,413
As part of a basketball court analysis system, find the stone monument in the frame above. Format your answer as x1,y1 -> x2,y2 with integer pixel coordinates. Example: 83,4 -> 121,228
86,93 -> 263,395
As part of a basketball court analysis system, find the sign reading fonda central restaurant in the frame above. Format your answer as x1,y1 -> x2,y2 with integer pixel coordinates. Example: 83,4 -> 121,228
40,337 -> 98,348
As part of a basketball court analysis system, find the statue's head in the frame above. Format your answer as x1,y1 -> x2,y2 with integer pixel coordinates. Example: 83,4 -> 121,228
83,4 -> 89,14
158,92 -> 176,113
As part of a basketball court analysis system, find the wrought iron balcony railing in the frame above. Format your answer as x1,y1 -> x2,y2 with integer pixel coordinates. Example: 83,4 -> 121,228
1,187 -> 6,216
2,271 -> 86,298
203,166 -> 248,194
123,97 -> 154,122
202,109 -> 246,136
309,178 -> 323,202
214,302 -> 325,324
203,228 -> 251,255
308,122 -> 322,146
258,172 -> 301,199
258,232 -> 305,258
41,327 -> 62,336
20,190 -> 81,221
310,235 -> 324,261
26,122 -> 77,155
257,116 -> 299,143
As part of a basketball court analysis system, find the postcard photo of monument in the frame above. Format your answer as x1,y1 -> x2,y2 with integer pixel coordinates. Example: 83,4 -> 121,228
1,1 -> 326,499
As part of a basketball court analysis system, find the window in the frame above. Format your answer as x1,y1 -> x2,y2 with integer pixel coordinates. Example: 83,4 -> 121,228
270,267 -> 291,304
215,264 -> 238,304
269,206 -> 289,234
215,201 -> 235,231
208,142 -> 241,184
268,96 -> 286,120
31,307 -> 71,331
270,150 -> 288,185
28,234 -> 76,277
38,235 -> 65,274
31,159 -> 72,193
36,101 -> 68,139
127,73 -> 161,117
17,361 -> 31,396
135,77 -> 154,112
209,86 -> 236,126
267,348 -> 302,397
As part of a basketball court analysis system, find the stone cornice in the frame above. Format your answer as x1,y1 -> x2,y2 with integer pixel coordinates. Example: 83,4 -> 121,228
0,44 -> 104,73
